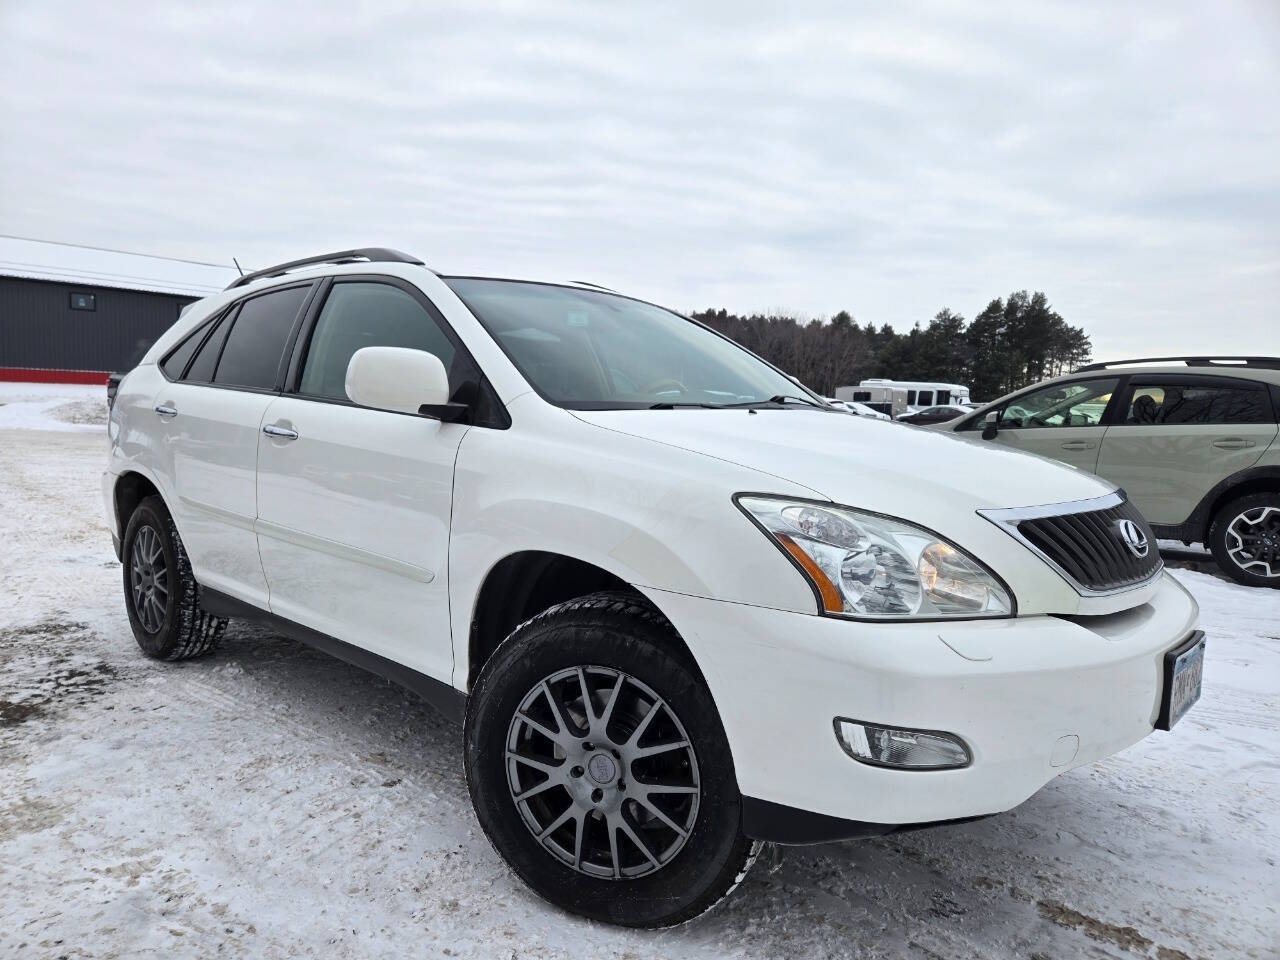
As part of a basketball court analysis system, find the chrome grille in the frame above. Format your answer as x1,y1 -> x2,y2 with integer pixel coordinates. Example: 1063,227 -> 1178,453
979,492 -> 1163,596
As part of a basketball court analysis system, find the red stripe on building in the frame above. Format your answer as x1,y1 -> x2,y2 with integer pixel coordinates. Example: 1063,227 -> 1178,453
0,367 -> 111,385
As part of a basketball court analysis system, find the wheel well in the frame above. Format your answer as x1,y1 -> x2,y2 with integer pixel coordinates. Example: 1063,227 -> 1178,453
467,551 -> 686,690
114,472 -> 160,536
1205,477 -> 1280,538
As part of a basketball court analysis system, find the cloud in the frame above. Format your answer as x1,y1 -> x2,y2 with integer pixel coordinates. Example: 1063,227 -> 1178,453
2,0 -> 1276,359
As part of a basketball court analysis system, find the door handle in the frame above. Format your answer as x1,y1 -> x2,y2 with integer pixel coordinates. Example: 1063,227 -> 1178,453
262,423 -> 299,441
1060,440 -> 1096,450
154,403 -> 178,418
1212,438 -> 1254,449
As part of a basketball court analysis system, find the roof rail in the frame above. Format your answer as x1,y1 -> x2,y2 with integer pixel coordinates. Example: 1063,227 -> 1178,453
225,247 -> 424,290
1077,356 -> 1280,372
569,280 -> 618,293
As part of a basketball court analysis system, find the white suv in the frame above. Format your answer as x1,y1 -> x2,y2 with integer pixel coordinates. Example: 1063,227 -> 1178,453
104,248 -> 1203,927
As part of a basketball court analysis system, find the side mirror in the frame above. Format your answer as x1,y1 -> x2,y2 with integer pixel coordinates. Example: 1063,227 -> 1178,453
981,410 -> 1000,441
345,346 -> 467,422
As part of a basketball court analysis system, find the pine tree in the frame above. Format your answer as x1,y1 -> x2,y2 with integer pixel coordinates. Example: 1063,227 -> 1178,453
691,291 -> 1090,401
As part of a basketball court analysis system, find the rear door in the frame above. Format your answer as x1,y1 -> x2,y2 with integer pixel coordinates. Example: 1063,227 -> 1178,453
1096,375 -> 1278,526
255,277 -> 488,681
985,377 -> 1120,473
152,282 -> 314,607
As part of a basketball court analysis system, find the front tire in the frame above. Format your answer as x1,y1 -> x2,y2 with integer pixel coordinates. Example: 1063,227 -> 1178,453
122,495 -> 227,659
1208,492 -> 1280,588
464,592 -> 760,927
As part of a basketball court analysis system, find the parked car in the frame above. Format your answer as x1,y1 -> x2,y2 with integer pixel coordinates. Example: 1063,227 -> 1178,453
948,357 -> 1280,587
896,404 -> 971,426
826,397 -> 892,420
103,250 -> 1203,927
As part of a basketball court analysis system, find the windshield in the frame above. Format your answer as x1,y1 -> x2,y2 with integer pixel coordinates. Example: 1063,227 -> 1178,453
445,278 -> 820,409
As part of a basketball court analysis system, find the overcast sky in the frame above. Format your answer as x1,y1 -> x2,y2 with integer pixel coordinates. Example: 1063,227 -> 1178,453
2,1 -> 1277,358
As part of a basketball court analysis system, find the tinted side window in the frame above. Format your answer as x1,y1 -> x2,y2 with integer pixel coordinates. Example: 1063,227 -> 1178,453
299,282 -> 461,402
1125,383 -> 1271,425
213,286 -> 310,390
184,310 -> 233,383
160,318 -> 212,379
917,390 -> 933,406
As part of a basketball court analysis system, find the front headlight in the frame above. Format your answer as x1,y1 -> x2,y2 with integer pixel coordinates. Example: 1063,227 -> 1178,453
736,495 -> 1014,620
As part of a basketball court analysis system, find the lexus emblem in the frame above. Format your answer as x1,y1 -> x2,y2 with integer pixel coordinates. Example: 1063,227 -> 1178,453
1117,519 -> 1149,558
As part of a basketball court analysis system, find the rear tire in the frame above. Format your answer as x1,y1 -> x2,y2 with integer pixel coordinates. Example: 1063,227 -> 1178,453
464,592 -> 760,927
1208,492 -> 1280,588
122,495 -> 227,659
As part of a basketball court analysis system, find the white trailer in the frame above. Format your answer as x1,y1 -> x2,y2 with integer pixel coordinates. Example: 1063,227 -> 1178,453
834,379 -> 971,418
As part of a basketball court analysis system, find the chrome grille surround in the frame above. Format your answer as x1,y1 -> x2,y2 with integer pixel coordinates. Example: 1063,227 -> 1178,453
978,491 -> 1164,597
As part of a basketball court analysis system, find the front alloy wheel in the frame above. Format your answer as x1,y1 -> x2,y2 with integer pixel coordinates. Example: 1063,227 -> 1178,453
506,666 -> 700,879
465,592 -> 760,927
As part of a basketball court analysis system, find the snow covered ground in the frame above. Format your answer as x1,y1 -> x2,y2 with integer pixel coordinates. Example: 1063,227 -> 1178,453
0,382 -> 107,433
1,396 -> 1277,959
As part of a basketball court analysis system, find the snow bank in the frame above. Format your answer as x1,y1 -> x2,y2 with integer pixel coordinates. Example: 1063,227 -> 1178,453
0,382 -> 107,432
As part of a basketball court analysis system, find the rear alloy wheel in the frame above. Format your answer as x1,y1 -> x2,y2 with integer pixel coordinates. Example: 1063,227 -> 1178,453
1208,493 -> 1280,588
129,523 -> 170,633
466,592 -> 760,927
122,495 -> 227,659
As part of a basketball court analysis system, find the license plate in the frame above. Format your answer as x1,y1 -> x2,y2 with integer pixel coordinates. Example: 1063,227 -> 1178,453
1157,631 -> 1205,731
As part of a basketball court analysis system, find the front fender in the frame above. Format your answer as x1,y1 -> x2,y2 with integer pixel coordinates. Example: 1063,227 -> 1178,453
446,403 -> 822,686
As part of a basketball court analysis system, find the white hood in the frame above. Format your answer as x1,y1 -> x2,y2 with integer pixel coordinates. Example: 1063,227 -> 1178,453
571,408 -> 1113,517
570,407 -> 1128,617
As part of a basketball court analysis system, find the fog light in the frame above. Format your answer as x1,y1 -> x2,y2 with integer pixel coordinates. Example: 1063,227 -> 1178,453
834,718 -> 971,770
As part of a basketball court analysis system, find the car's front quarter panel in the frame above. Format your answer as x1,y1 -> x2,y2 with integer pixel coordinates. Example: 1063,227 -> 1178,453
447,398 -> 824,688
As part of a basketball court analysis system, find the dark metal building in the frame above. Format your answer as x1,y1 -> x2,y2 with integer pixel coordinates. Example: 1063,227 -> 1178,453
0,236 -> 238,383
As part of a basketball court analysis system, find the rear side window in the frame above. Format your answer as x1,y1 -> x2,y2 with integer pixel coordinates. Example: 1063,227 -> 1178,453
160,318 -> 212,379
1125,383 -> 1272,425
213,286 -> 310,390
184,311 -> 232,382
299,282 -> 459,401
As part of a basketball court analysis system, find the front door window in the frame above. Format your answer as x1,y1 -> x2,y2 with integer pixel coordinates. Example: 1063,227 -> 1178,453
1000,378 -> 1118,429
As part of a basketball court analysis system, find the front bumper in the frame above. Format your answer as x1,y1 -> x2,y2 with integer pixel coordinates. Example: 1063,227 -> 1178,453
645,572 -> 1199,837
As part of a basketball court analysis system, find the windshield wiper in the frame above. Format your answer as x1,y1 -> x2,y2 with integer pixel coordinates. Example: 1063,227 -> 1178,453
649,395 -> 827,410
717,394 -> 827,409
648,401 -> 721,409
768,394 -> 825,408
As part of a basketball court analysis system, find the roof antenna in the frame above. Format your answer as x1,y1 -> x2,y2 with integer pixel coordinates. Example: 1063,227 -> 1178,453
232,257 -> 245,277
